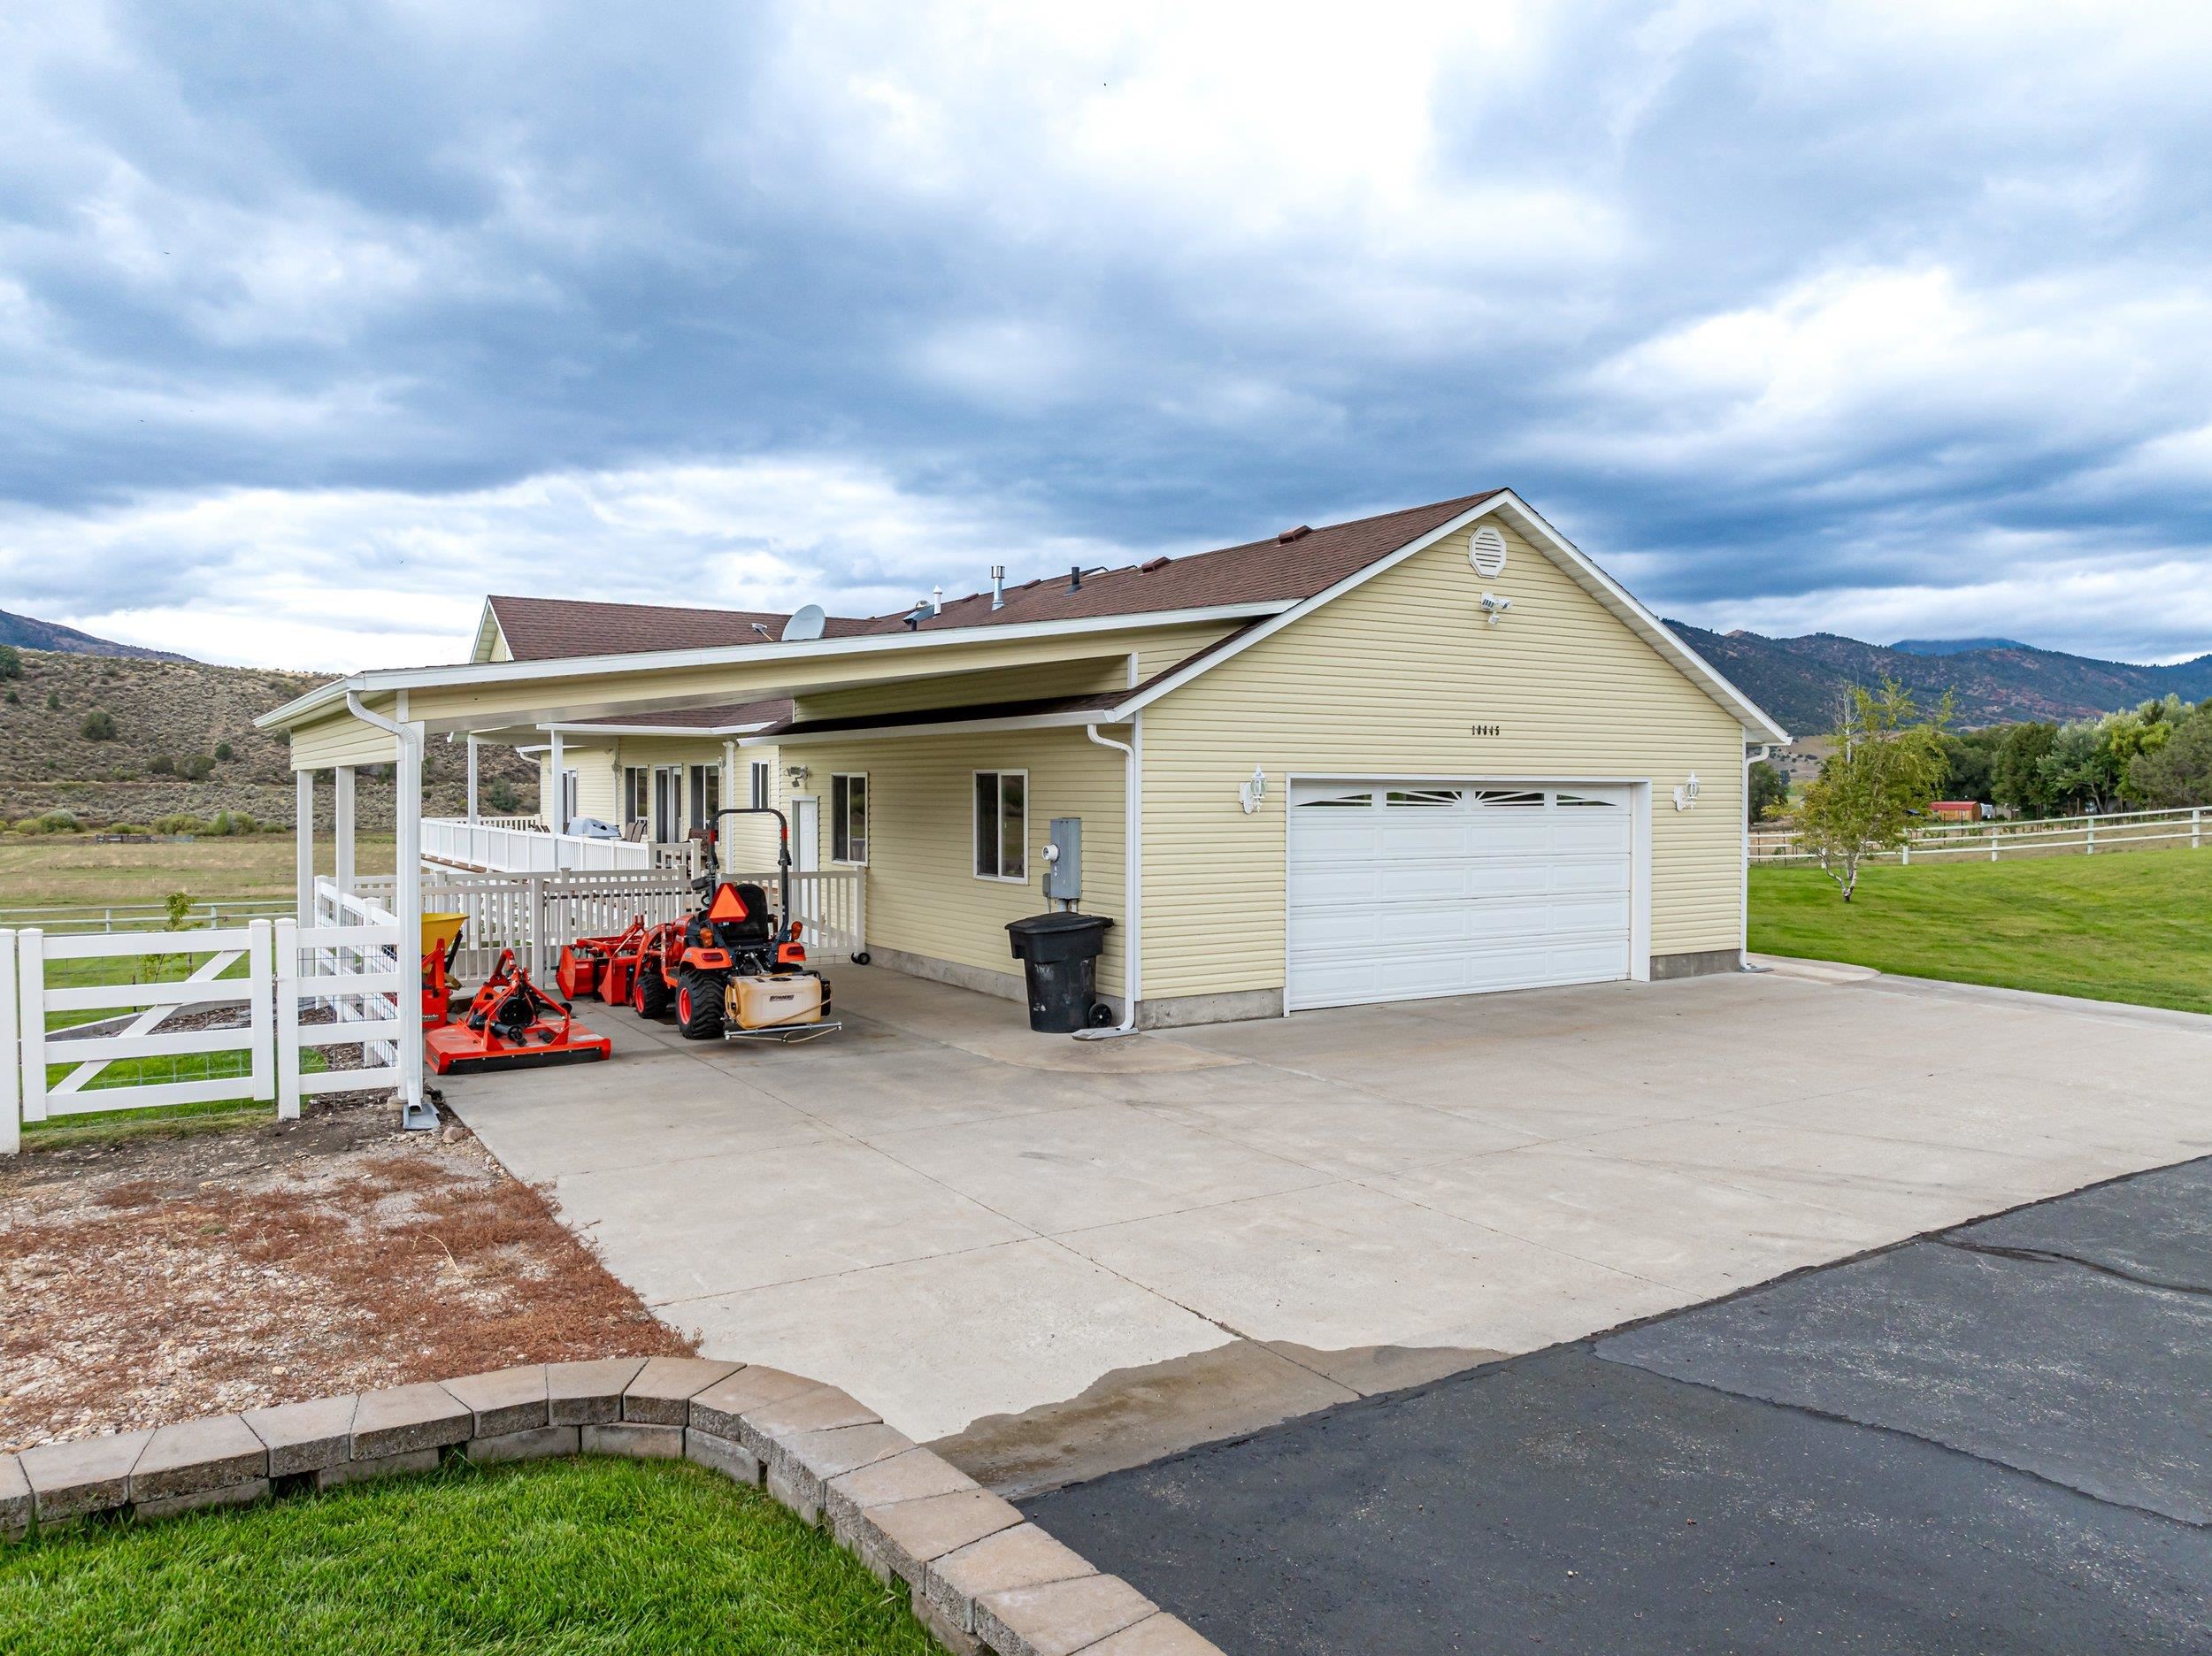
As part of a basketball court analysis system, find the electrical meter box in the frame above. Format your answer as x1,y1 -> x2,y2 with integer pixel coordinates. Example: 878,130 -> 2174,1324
1045,816 -> 1083,902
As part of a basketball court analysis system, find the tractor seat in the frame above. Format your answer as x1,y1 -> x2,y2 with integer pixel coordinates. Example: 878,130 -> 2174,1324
710,882 -> 775,947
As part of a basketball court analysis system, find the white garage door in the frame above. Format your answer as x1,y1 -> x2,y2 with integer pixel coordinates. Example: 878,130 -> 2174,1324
1286,781 -> 1635,1011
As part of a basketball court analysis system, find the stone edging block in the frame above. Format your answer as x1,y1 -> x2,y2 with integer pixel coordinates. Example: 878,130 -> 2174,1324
0,1355 -> 1226,1656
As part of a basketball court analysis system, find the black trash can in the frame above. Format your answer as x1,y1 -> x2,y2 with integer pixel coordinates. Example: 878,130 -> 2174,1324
1005,911 -> 1117,1032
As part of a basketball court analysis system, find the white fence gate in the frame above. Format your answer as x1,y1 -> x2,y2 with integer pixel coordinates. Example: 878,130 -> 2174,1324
4,905 -> 406,1154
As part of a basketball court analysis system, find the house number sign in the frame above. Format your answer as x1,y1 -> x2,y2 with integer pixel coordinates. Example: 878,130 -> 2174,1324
1470,723 -> 1502,737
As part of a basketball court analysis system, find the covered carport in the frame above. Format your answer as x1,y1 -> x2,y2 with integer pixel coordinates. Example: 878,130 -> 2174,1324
254,610 -> 1240,1120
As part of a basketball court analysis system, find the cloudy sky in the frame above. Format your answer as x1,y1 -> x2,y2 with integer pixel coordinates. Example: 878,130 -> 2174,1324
4,1 -> 2211,670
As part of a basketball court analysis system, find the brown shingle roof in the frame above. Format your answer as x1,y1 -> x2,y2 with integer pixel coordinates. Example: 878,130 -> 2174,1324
487,492 -> 1501,661
488,596 -> 874,660
856,491 -> 1502,636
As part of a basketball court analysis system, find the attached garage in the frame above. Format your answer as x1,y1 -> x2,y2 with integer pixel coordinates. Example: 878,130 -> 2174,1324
1285,780 -> 1639,1010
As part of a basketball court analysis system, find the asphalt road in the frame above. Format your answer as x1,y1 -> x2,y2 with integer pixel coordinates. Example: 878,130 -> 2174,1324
1023,1157 -> 2212,1654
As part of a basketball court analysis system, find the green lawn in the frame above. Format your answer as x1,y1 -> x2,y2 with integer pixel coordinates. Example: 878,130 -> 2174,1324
0,1457 -> 934,1656
1749,847 -> 2212,1015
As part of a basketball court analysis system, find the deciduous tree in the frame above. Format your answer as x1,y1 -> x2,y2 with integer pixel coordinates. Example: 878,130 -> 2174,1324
1793,680 -> 1950,902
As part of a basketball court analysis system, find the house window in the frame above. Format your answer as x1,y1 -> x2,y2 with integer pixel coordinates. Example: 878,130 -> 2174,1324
831,773 -> 868,864
973,770 -> 1027,881
749,761 -> 771,810
623,766 -> 648,826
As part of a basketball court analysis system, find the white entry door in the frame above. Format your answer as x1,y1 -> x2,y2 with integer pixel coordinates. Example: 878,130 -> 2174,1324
1286,781 -> 1636,1011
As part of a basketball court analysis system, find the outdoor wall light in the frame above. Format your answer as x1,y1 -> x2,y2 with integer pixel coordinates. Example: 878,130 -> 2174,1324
786,764 -> 809,789
1673,772 -> 1701,811
1479,592 -> 1512,626
1239,767 -> 1268,815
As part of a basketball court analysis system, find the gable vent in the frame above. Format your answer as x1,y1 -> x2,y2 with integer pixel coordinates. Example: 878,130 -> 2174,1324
1469,525 -> 1509,577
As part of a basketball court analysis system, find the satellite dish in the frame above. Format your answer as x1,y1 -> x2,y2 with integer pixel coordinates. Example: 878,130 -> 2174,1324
780,603 -> 826,642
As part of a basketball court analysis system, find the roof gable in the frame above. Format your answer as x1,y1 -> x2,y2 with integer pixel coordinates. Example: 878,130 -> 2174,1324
1118,492 -> 1789,743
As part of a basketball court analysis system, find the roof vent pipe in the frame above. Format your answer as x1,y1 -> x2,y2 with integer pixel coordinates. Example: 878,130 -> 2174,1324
1068,564 -> 1082,593
990,566 -> 1006,610
931,585 -> 943,615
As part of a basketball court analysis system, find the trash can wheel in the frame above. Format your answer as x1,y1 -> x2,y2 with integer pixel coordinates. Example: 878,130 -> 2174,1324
1088,1002 -> 1116,1027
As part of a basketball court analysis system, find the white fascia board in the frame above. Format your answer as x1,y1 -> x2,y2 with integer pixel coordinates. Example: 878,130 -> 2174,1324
737,709 -> 1111,748
254,599 -> 1290,731
468,600 -> 505,664
1110,490 -> 1792,745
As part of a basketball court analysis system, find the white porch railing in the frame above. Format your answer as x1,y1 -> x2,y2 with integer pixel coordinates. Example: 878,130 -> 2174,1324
421,816 -> 708,877
354,862 -> 865,981
4,903 -> 406,1153
1751,803 -> 2206,865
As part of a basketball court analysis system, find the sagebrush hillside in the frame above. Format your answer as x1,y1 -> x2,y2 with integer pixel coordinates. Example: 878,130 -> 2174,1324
0,648 -> 534,828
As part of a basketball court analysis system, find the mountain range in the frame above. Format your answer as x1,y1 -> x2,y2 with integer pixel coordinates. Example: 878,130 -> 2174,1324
3,606 -> 2206,742
0,608 -> 192,662
1667,625 -> 2212,738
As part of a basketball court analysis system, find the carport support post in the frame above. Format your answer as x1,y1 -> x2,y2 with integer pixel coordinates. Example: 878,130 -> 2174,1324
396,717 -> 428,1127
549,728 -> 565,830
722,740 -> 739,876
465,735 -> 480,824
334,765 -> 355,901
295,770 -> 316,927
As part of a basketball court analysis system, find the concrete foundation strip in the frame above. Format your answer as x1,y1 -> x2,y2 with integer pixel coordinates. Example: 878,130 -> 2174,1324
0,1354 -> 1221,1656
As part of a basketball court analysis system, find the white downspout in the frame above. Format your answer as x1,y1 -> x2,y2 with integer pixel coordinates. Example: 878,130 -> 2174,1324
1074,718 -> 1141,1040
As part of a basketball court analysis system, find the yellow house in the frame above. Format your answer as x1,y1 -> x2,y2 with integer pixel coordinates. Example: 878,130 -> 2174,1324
261,489 -> 1787,1070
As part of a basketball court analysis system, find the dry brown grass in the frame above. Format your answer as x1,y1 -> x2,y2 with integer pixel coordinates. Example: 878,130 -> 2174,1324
0,1102 -> 693,1453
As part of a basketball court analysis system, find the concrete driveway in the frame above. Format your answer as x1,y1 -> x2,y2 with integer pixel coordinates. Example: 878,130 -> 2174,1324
442,960 -> 2212,1491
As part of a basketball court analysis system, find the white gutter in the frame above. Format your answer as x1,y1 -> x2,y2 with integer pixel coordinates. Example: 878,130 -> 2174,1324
1073,720 -> 1141,1040
256,599 -> 1290,730
736,708 -> 1108,748
539,721 -> 778,738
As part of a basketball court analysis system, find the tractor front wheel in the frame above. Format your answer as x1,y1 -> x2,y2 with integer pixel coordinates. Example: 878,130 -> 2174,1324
676,967 -> 726,1039
634,962 -> 671,1019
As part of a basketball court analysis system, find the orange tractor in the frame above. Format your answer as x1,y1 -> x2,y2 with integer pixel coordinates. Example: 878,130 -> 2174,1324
626,807 -> 841,1044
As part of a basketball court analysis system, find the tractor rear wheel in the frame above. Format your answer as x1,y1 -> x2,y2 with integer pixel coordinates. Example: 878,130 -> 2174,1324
633,962 -> 671,1018
676,967 -> 726,1039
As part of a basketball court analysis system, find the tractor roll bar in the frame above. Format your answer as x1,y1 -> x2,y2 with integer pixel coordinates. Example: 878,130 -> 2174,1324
706,806 -> 795,939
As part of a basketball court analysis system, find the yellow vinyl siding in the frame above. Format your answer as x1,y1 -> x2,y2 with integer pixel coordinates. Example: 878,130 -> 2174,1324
289,710 -> 398,770
1133,625 -> 1238,682
1139,523 -> 1746,1000
778,726 -> 1127,997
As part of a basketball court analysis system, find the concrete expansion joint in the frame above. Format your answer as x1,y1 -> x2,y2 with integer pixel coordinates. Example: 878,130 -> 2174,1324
1931,1236 -> 2212,1301
0,1355 -> 1227,1655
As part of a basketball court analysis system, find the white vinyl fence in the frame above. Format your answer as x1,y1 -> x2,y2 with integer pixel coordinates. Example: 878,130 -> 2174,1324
420,817 -> 708,878
355,862 -> 866,980
4,902 -> 406,1154
1751,804 -> 2206,866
